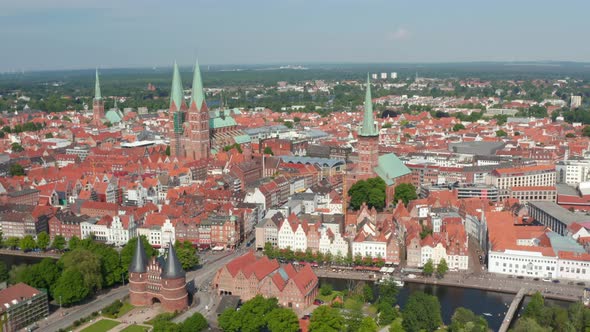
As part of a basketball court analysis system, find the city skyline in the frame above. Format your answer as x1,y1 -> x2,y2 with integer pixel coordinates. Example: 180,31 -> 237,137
1,0 -> 590,71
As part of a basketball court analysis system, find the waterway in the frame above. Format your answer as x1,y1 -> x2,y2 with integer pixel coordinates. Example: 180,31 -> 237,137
0,253 -> 52,268
319,277 -> 571,331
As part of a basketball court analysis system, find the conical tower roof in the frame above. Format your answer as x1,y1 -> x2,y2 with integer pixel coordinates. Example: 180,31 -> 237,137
359,74 -> 378,137
94,69 -> 102,100
129,237 -> 147,273
190,59 -> 206,111
161,242 -> 185,279
170,62 -> 185,110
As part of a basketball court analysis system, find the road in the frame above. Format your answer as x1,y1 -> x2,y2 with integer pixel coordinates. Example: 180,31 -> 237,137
40,248 -> 244,332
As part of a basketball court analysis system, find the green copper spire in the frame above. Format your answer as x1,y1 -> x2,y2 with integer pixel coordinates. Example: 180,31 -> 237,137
190,59 -> 206,110
359,74 -> 378,137
170,62 -> 185,110
94,69 -> 102,100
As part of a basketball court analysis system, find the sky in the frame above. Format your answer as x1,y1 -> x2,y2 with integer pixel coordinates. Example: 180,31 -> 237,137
1,0 -> 590,71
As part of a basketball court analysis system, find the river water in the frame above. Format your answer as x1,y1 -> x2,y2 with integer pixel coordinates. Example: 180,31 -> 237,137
320,277 -> 571,331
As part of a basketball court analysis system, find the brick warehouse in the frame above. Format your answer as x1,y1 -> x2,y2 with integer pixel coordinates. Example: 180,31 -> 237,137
128,238 -> 188,312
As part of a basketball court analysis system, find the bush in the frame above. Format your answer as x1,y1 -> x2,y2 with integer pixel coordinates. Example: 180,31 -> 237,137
320,284 -> 333,296
103,300 -> 123,317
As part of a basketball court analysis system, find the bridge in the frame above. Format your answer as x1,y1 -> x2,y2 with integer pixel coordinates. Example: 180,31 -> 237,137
499,287 -> 527,332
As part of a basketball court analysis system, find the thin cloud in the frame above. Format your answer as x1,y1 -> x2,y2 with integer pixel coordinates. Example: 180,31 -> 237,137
387,27 -> 410,41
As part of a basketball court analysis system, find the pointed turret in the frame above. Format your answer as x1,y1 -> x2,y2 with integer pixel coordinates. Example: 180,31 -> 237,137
161,242 -> 185,279
190,59 -> 206,111
129,237 -> 147,273
359,74 -> 378,137
170,62 -> 185,110
94,69 -> 102,100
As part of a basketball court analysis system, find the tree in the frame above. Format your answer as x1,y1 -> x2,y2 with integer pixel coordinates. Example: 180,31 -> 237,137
309,305 -> 345,332
362,284 -> 374,303
511,317 -> 550,332
174,241 -> 200,270
566,133 -> 576,138
60,249 -> 102,291
393,183 -> 417,206
345,308 -> 364,332
20,235 -> 36,251
9,163 -> 25,176
452,123 -> 465,131
348,177 -> 386,210
0,262 -> 8,283
402,291 -> 442,332
523,292 -> 545,323
320,283 -> 333,296
449,307 -> 488,332
218,309 -> 240,332
263,242 -> 276,259
51,235 -> 66,250
358,317 -> 378,332
583,126 -> 590,137
423,259 -> 434,277
378,279 -> 399,306
68,236 -> 81,250
389,318 -> 404,332
10,143 -> 24,152
45,133 -> 53,139
36,231 -> 50,250
378,302 -> 397,326
181,312 -> 208,332
5,237 -> 19,249
496,129 -> 507,137
165,145 -> 171,156
284,121 -> 294,129
263,146 -> 274,155
266,308 -> 300,332
382,122 -> 392,129
53,269 -> 90,306
436,258 -> 448,278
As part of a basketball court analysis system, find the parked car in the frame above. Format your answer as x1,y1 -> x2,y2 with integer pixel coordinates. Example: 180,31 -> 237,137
302,314 -> 310,320
313,299 -> 324,305
552,279 -> 560,283
577,282 -> 586,286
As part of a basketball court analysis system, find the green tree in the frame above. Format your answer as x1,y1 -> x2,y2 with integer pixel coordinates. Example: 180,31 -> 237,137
174,241 -> 200,270
348,177 -> 386,210
511,317 -> 550,332
36,231 -> 50,250
263,146 -> 274,155
266,308 -> 300,332
358,317 -> 378,332
180,312 -> 208,332
45,133 -> 53,139
378,279 -> 399,306
523,292 -> 545,323
402,291 -> 442,332
320,283 -> 333,296
20,235 -> 37,251
8,264 -> 30,285
423,259 -> 434,277
496,129 -> 507,137
218,309 -> 240,332
389,318 -> 404,332
165,145 -> 171,156
5,237 -> 19,249
436,258 -> 448,278
53,269 -> 90,306
565,133 -> 576,138
362,284 -> 374,303
9,163 -> 25,176
378,303 -> 397,326
60,249 -> 102,291
51,235 -> 66,250
309,305 -> 345,332
0,262 -> 8,283
449,307 -> 488,332
68,236 -> 81,250
284,121 -> 294,129
393,183 -> 417,206
263,242 -> 276,259
345,307 -> 364,332
583,126 -> 590,137
452,123 -> 465,131
382,122 -> 392,129
10,143 -> 24,152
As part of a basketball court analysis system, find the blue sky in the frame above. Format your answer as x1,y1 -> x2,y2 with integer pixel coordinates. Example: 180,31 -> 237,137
1,0 -> 589,71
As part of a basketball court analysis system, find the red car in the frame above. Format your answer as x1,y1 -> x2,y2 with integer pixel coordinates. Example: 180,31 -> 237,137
313,299 -> 324,305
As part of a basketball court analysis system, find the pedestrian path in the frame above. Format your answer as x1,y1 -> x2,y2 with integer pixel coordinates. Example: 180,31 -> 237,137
499,287 -> 527,332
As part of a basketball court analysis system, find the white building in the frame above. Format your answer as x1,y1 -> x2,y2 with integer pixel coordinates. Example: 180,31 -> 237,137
318,227 -> 349,257
556,159 -> 590,186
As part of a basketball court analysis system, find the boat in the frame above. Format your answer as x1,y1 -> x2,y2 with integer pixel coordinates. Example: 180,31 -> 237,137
482,313 -> 493,317
379,276 -> 404,287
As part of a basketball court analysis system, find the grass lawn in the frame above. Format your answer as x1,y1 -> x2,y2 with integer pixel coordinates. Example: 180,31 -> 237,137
116,301 -> 135,317
80,319 -> 120,332
317,290 -> 344,303
120,325 -> 150,332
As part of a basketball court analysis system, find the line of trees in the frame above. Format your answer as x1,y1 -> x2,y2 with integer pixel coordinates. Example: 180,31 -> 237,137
263,243 -> 386,268
512,292 -> 590,331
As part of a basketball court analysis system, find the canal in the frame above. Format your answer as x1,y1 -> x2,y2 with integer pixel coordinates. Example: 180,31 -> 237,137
320,277 -> 571,331
0,253 -> 53,268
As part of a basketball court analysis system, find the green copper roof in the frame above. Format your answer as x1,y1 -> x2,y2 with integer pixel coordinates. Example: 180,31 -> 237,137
234,134 -> 251,144
359,74 -> 378,137
170,62 -> 185,110
94,69 -> 102,100
190,59 -> 206,110
105,109 -> 124,123
373,153 -> 411,186
210,115 -> 237,129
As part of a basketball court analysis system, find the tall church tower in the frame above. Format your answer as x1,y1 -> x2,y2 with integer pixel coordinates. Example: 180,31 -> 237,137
92,69 -> 105,126
169,62 -> 187,158
186,59 -> 210,161
356,74 -> 379,176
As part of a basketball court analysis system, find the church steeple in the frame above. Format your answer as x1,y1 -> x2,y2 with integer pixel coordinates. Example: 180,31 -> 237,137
170,62 -> 185,110
359,74 -> 378,137
190,59 -> 206,111
94,69 -> 102,100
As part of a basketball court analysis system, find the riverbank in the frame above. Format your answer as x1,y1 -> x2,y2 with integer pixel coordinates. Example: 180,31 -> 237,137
314,268 -> 582,302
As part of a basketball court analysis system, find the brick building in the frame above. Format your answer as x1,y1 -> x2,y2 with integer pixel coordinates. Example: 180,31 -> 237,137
128,238 -> 188,312
0,283 -> 48,332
